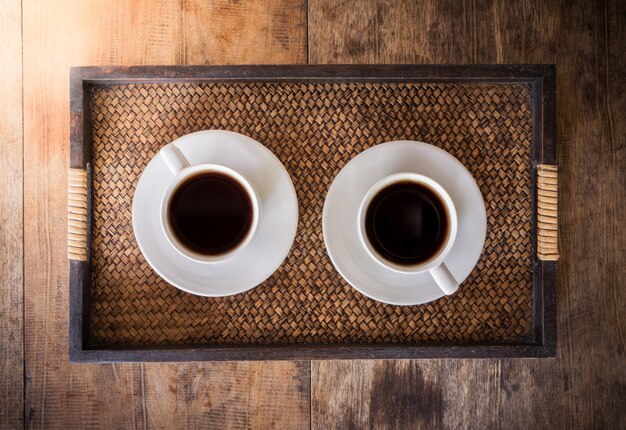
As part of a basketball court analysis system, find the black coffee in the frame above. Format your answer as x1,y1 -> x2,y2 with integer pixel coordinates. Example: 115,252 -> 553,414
365,181 -> 449,265
168,172 -> 253,255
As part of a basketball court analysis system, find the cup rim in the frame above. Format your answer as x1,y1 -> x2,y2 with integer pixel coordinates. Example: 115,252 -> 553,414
357,172 -> 458,274
159,163 -> 260,263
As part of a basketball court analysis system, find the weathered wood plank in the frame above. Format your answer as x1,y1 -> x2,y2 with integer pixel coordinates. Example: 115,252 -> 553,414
313,360 -> 500,429
310,0 -> 625,428
0,0 -> 24,429
182,0 -> 306,64
309,0 -> 474,64
23,0 -> 308,428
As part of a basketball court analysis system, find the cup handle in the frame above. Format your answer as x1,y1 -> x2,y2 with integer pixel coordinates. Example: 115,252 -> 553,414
429,263 -> 459,295
160,144 -> 190,174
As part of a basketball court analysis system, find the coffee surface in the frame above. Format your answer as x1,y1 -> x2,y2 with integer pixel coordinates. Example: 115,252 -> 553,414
168,172 -> 253,255
365,181 -> 449,265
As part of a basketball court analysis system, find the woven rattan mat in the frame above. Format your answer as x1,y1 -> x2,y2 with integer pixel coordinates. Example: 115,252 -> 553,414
89,81 -> 533,346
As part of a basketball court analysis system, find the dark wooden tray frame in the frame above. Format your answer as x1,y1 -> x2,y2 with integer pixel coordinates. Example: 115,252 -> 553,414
69,65 -> 556,362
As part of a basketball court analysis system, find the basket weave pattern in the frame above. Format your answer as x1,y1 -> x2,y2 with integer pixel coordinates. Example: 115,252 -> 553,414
89,81 -> 533,346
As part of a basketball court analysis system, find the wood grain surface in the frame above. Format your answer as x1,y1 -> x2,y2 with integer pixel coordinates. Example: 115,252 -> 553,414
21,1 -> 307,429
310,0 -> 625,428
0,1 -> 24,429
2,0 -> 624,428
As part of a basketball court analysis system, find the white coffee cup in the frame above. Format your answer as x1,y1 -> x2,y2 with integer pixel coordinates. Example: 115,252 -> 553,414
159,143 -> 260,263
357,173 -> 459,295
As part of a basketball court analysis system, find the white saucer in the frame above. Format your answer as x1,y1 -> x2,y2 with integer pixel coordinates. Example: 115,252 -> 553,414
132,130 -> 298,297
323,141 -> 487,306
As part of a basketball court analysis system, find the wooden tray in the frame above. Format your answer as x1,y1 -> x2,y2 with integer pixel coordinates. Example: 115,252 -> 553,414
68,65 -> 557,362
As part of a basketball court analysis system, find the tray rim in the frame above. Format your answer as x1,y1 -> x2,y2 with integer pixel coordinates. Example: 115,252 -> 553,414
69,64 -> 557,362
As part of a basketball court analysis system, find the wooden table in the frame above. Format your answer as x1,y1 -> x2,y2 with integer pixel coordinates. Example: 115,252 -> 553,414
1,0 -> 624,428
